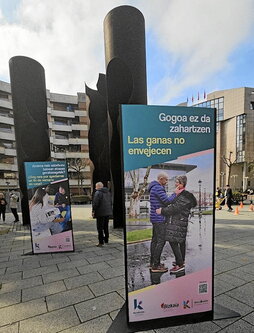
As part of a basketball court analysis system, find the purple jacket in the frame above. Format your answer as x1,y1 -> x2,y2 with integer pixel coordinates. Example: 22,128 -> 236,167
148,180 -> 176,223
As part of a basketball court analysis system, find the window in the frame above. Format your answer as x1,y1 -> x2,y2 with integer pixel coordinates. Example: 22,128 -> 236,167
0,156 -> 14,164
193,97 -> 224,123
55,132 -> 68,140
72,116 -> 80,124
53,145 -> 66,153
68,145 -> 81,152
70,130 -> 80,138
0,91 -> 9,100
0,108 -> 10,117
54,117 -> 69,125
0,124 -> 12,133
0,141 -> 14,149
236,114 -> 246,163
250,102 -> 254,110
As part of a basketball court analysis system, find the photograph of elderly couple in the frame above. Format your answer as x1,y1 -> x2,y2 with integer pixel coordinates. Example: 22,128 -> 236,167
125,150 -> 214,292
27,180 -> 72,239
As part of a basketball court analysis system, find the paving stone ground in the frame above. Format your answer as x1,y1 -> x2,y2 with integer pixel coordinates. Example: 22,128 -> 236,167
0,205 -> 253,332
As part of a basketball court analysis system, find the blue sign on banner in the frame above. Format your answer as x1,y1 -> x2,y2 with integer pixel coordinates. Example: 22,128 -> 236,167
121,104 -> 215,171
25,161 -> 68,189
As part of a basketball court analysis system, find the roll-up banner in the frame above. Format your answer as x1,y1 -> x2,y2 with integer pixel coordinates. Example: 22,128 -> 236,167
24,161 -> 74,254
120,105 -> 215,326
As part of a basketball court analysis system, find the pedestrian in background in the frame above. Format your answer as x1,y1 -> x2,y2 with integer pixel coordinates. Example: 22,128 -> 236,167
92,182 -> 112,247
225,184 -> 233,212
0,192 -> 7,223
9,190 -> 19,222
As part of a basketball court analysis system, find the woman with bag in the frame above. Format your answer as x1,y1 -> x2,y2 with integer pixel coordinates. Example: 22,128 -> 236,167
156,175 -> 197,274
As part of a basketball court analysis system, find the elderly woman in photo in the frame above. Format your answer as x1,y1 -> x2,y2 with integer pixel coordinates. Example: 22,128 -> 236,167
156,175 -> 197,274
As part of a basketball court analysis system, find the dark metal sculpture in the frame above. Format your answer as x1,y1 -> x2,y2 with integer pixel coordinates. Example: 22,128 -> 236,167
104,5 -> 147,227
85,74 -> 111,188
9,56 -> 51,225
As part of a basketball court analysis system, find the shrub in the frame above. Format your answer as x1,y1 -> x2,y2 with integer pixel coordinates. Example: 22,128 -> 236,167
71,195 -> 91,204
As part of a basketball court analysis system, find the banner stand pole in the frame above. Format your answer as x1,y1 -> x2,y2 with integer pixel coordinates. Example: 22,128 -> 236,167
107,302 -> 241,333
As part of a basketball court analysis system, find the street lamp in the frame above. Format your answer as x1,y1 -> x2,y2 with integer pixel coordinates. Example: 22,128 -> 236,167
198,180 -> 202,217
231,175 -> 238,191
220,172 -> 225,189
6,180 -> 10,194
243,176 -> 249,192
203,187 -> 207,210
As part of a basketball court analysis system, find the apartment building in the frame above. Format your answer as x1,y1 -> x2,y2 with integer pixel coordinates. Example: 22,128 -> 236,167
192,87 -> 254,191
0,79 -> 91,196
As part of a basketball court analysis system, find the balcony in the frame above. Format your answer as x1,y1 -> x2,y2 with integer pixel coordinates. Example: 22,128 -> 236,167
0,163 -> 18,171
0,116 -> 14,126
4,148 -> 16,157
52,138 -> 69,146
51,110 -> 75,119
74,110 -> 87,117
71,124 -> 88,131
0,99 -> 12,110
0,132 -> 15,141
52,124 -> 72,132
65,152 -> 89,159
68,138 -> 88,145
0,179 -> 18,187
51,152 -> 66,159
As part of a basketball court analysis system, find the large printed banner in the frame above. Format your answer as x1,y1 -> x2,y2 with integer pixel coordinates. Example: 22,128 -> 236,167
25,161 -> 74,254
121,105 -> 215,323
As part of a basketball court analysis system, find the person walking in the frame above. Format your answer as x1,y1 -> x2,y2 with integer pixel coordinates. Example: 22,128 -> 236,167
0,193 -> 7,223
148,172 -> 179,273
9,190 -> 19,223
156,175 -> 197,274
92,182 -> 113,247
225,184 -> 233,212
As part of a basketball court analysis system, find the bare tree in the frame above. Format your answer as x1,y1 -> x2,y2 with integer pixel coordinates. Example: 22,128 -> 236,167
128,166 -> 151,217
221,151 -> 237,186
68,158 -> 91,195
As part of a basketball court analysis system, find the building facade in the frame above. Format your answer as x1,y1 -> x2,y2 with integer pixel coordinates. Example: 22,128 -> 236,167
192,87 -> 254,191
0,79 -> 91,196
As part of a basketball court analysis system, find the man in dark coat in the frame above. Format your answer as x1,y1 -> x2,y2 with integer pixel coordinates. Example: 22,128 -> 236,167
148,172 -> 178,273
156,175 -> 197,274
92,182 -> 113,247
225,184 -> 233,211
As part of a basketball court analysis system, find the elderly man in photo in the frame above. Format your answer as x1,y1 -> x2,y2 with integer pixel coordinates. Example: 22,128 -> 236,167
148,172 -> 179,273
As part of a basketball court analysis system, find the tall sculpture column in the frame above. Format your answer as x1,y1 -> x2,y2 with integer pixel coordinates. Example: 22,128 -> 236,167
9,56 -> 51,225
85,74 -> 111,189
104,5 -> 147,228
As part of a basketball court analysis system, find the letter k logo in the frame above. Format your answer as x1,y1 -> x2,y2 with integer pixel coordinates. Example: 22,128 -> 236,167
134,299 -> 143,310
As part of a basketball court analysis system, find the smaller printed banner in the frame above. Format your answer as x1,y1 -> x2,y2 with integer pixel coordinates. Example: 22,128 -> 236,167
25,161 -> 74,254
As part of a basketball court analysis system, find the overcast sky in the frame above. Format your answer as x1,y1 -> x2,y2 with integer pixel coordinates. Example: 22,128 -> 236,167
0,0 -> 254,105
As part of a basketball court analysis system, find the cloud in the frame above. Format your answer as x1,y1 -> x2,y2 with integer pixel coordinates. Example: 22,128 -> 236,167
0,0 -> 253,101
137,0 -> 254,103
0,0 -> 125,93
